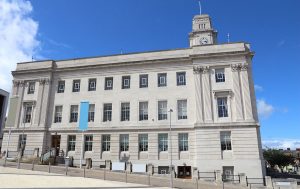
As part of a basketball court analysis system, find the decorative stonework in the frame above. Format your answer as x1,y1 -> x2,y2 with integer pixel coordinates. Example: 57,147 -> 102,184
39,78 -> 51,85
13,80 -> 21,87
193,66 -> 210,74
231,63 -> 248,72
240,64 -> 248,71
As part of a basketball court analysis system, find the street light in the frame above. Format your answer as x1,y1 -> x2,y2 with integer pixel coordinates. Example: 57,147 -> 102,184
168,109 -> 173,188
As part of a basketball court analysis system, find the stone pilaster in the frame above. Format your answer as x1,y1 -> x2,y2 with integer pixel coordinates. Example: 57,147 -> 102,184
33,79 -> 45,126
16,80 -> 26,128
193,66 -> 204,123
148,133 -> 158,160
129,133 -> 138,160
201,66 -> 213,122
231,64 -> 244,121
38,78 -> 51,127
240,64 -> 254,121
110,133 -> 120,161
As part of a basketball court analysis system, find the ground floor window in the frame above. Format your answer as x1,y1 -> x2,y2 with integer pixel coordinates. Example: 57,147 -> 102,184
222,166 -> 234,181
18,134 -> 27,150
158,166 -> 170,174
84,135 -> 93,151
68,135 -> 76,151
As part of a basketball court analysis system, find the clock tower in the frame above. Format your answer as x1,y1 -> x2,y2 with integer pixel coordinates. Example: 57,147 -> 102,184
189,14 -> 218,47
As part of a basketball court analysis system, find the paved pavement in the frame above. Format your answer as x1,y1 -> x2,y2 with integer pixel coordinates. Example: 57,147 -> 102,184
0,167 -> 169,189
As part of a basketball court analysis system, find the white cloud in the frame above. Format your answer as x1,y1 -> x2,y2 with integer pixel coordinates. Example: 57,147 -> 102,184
263,139 -> 300,150
0,0 -> 40,92
257,99 -> 274,118
254,84 -> 263,92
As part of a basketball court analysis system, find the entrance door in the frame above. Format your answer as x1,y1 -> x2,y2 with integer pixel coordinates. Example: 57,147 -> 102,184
177,166 -> 192,179
51,135 -> 61,156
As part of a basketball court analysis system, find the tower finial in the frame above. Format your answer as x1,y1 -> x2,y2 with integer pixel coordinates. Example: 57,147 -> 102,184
198,1 -> 202,15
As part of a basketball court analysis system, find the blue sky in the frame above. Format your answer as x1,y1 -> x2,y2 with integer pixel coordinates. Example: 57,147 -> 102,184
1,0 -> 299,148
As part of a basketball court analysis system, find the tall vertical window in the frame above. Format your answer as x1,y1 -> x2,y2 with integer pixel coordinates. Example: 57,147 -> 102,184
217,97 -> 228,118
18,134 -> 27,150
54,106 -> 63,123
103,103 -> 112,122
84,135 -> 93,151
70,105 -> 78,122
120,134 -> 129,151
105,77 -> 113,90
179,133 -> 189,151
72,80 -> 80,92
57,80 -> 65,93
88,104 -> 95,122
220,131 -> 232,151
122,76 -> 130,89
24,104 -> 32,123
121,102 -> 130,121
88,78 -> 97,91
139,74 -> 148,88
139,102 -> 148,121
215,69 -> 225,83
158,73 -> 167,87
68,135 -> 76,151
177,100 -> 187,120
158,133 -> 168,151
139,134 -> 148,152
176,72 -> 186,86
28,82 -> 35,94
102,135 -> 111,151
158,101 -> 167,120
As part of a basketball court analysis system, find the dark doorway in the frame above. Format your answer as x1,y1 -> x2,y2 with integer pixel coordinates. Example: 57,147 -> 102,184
51,135 -> 61,156
177,166 -> 192,179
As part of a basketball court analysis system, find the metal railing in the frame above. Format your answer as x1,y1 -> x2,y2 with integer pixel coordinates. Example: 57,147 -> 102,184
222,174 -> 241,183
197,171 -> 217,181
246,176 -> 266,188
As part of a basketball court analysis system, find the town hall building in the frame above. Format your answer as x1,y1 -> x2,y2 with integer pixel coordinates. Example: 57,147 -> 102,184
2,13 -> 265,179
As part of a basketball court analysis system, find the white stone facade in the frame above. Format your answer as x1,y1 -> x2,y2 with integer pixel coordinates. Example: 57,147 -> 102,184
2,14 -> 265,178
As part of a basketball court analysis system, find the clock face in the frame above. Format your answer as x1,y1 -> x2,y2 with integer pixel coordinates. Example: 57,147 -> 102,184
200,37 -> 208,45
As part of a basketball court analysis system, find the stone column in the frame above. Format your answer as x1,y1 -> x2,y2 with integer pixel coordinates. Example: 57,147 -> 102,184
148,133 -> 158,160
201,66 -> 213,122
193,66 -> 204,123
240,64 -> 254,121
231,64 -> 244,121
38,78 -> 51,127
110,133 -> 119,161
15,81 -> 26,128
34,79 -> 45,126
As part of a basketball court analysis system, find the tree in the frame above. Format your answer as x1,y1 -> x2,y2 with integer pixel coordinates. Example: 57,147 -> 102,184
263,149 -> 294,172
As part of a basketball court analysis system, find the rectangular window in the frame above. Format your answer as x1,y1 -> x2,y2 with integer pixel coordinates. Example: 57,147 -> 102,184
179,133 -> 188,151
88,78 -> 96,91
139,74 -> 148,88
158,166 -> 169,174
217,97 -> 228,117
223,166 -> 234,181
70,105 -> 78,122
23,104 -> 32,123
158,101 -> 167,120
122,76 -> 130,89
72,80 -> 80,92
177,100 -> 187,120
84,135 -> 93,151
28,82 -> 35,94
88,104 -> 95,122
57,80 -> 65,93
120,134 -> 129,151
102,135 -> 111,151
105,77 -> 113,90
18,134 -> 27,150
220,131 -> 232,151
158,133 -> 168,151
139,102 -> 148,121
215,69 -> 225,83
177,72 -> 186,86
139,134 -> 148,152
158,73 -> 167,87
68,135 -> 76,151
103,103 -> 112,122
54,106 -> 63,123
121,102 -> 130,121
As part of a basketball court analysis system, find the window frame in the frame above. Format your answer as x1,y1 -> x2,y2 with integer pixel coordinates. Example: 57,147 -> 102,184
27,82 -> 35,94
54,105 -> 63,123
88,78 -> 97,91
178,133 -> 189,151
105,77 -> 113,90
220,131 -> 232,151
157,73 -> 167,87
217,97 -> 228,118
158,133 -> 168,152
72,80 -> 80,92
70,105 -> 79,122
88,104 -> 95,122
120,134 -> 129,152
121,102 -> 130,121
68,135 -> 76,151
139,74 -> 148,88
122,76 -> 130,89
139,101 -> 148,121
102,135 -> 111,151
18,134 -> 27,150
139,134 -> 148,152
84,135 -> 93,151
215,69 -> 225,83
23,103 -> 33,123
177,99 -> 187,120
176,72 -> 186,86
57,80 -> 65,93
158,101 -> 167,120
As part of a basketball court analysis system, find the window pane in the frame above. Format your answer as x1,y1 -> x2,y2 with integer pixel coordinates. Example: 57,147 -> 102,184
220,131 -> 232,151
217,97 -> 228,117
121,103 -> 130,121
88,104 -> 95,122
27,82 -> 35,94
139,102 -> 148,121
120,134 -> 129,151
70,105 -> 78,122
139,74 -> 148,88
215,69 -> 225,83
73,80 -> 80,92
88,78 -> 96,91
139,134 -> 148,151
57,81 -> 65,93
103,103 -> 112,122
177,100 -> 187,119
84,135 -> 93,151
68,135 -> 76,151
122,76 -> 130,89
102,135 -> 111,151
158,133 -> 168,151
179,133 -> 188,151
158,101 -> 167,120
105,77 -> 113,90
54,106 -> 63,123
158,73 -> 167,87
177,72 -> 186,86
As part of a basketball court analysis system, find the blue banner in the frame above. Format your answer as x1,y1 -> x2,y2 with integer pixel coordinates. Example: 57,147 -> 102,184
78,101 -> 89,131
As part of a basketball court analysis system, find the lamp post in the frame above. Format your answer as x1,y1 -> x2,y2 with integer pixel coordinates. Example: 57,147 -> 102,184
18,104 -> 26,169
168,109 -> 173,188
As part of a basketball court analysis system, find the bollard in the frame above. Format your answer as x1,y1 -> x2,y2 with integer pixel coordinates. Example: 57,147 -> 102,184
104,168 -> 106,180
31,159 -> 35,171
17,157 -> 20,169
148,173 -> 150,186
65,165 -> 68,175
196,177 -> 198,189
83,167 -> 86,178
125,171 -> 127,183
4,157 -> 7,167
48,161 -> 51,173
